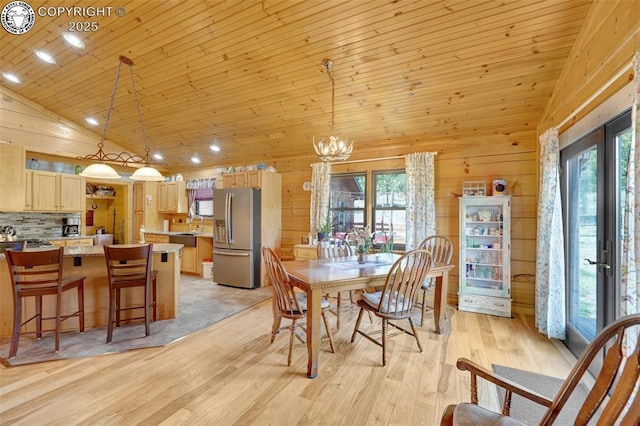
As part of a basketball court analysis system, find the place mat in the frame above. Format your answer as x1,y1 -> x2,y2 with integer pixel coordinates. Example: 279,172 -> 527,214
327,258 -> 394,269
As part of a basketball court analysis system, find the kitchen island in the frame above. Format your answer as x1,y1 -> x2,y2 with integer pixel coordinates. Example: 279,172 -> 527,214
0,243 -> 182,337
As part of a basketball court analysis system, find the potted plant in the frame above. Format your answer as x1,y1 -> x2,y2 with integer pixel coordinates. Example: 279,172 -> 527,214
316,214 -> 334,241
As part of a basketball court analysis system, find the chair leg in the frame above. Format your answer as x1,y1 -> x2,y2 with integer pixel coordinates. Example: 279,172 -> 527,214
35,295 -> 42,338
107,288 -> 116,343
271,313 -> 282,343
350,308 -> 365,343
55,289 -> 62,352
382,319 -> 387,366
115,288 -> 121,328
77,281 -> 85,332
321,311 -> 336,353
409,317 -> 422,353
9,296 -> 22,358
336,292 -> 342,330
288,319 -> 296,366
144,281 -> 151,337
151,277 -> 157,322
420,288 -> 427,328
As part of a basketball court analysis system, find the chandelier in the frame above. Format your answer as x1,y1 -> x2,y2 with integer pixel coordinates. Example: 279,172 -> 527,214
78,56 -> 164,181
313,59 -> 353,162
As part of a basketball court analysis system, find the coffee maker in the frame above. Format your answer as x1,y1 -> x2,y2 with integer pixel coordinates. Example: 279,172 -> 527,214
62,218 -> 80,236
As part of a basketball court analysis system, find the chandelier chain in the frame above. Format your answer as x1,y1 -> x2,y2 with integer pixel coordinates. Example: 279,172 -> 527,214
99,59 -> 123,146
128,63 -> 150,154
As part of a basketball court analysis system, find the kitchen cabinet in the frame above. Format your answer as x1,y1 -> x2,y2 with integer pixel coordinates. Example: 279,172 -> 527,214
59,174 -> 84,211
48,238 -> 93,247
458,196 -> 511,318
143,233 -> 170,243
293,244 -> 318,260
221,170 -> 263,189
0,143 -> 25,212
133,182 -> 162,243
181,247 -> 198,274
27,171 -> 85,212
158,181 -> 187,213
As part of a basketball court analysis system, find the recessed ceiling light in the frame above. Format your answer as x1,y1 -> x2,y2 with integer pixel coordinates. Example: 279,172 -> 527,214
2,73 -> 20,83
85,117 -> 98,126
191,156 -> 201,164
209,144 -> 221,152
62,32 -> 85,48
35,50 -> 56,64
153,153 -> 163,161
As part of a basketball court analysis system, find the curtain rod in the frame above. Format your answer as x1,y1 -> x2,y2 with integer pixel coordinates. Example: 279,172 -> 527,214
557,60 -> 633,130
328,152 -> 438,166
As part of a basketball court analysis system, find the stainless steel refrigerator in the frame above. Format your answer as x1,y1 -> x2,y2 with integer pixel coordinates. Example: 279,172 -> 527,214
213,187 -> 261,289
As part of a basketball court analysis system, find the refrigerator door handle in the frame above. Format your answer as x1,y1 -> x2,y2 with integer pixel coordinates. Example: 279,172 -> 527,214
227,192 -> 233,243
214,249 -> 250,257
225,192 -> 231,244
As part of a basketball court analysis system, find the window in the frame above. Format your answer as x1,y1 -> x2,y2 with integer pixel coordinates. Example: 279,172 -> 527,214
194,188 -> 213,217
329,170 -> 406,250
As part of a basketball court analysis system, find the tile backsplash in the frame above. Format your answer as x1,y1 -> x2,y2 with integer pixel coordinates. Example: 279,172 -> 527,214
0,212 -> 80,239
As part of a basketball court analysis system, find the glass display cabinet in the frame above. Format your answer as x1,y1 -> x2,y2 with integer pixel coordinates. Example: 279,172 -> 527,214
459,196 -> 511,317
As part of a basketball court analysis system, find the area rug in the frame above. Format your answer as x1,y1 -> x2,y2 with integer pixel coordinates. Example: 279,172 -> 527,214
492,364 -> 591,425
0,277 -> 272,366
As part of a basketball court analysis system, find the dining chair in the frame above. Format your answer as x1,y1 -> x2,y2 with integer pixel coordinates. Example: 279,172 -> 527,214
416,236 -> 453,327
262,247 -> 335,366
5,247 -> 85,358
317,235 -> 354,330
103,244 -> 157,343
350,249 -> 433,366
441,313 -> 640,425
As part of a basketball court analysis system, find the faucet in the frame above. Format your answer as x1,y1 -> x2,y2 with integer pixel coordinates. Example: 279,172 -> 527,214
191,215 -> 204,232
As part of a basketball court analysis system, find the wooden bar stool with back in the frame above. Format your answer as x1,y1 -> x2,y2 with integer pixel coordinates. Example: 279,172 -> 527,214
103,244 -> 157,343
5,247 -> 85,358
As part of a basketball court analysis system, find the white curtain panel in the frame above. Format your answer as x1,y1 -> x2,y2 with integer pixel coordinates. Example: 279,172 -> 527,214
309,162 -> 332,235
535,128 -> 566,339
405,152 -> 436,251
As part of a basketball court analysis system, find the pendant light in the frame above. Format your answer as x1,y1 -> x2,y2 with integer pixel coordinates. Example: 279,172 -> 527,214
79,56 -> 164,181
313,59 -> 353,162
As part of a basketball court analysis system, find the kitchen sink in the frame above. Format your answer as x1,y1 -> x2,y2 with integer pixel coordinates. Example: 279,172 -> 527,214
168,234 -> 197,247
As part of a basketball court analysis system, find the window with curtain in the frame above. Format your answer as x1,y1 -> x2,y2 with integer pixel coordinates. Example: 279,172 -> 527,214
194,188 -> 213,216
329,170 -> 406,250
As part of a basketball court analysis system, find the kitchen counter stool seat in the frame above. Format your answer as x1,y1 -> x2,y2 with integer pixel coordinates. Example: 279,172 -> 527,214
5,247 -> 85,358
104,244 -> 157,343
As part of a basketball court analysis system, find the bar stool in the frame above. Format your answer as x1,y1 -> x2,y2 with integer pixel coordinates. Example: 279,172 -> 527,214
5,247 -> 85,358
103,244 -> 157,343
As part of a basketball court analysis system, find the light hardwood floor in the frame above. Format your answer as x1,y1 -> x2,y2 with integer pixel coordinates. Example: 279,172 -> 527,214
0,299 -> 574,425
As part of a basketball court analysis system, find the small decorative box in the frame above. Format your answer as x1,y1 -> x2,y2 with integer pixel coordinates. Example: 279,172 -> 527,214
462,181 -> 486,196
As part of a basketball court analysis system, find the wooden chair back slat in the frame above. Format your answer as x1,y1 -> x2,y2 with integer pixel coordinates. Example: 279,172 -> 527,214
376,249 -> 432,317
417,236 -> 453,264
540,315 -> 640,425
262,247 -> 303,317
317,236 -> 353,259
6,248 -> 64,290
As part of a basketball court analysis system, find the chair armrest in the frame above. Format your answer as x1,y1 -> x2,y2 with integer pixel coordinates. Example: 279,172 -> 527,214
457,357 -> 553,408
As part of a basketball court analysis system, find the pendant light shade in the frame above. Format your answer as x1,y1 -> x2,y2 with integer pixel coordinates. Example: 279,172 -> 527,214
130,166 -> 165,181
313,59 -> 353,162
79,163 -> 121,180
77,56 -> 164,181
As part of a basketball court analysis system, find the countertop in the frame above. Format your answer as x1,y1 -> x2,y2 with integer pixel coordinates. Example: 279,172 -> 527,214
0,243 -> 184,260
143,230 -> 214,238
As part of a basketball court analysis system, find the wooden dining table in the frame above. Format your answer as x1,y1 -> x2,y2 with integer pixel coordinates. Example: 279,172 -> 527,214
283,253 -> 454,378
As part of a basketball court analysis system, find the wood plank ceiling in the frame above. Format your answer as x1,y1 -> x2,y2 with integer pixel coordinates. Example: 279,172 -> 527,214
0,0 -> 593,171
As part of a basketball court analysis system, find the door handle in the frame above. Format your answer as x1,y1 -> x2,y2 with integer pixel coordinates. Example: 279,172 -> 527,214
584,258 -> 610,269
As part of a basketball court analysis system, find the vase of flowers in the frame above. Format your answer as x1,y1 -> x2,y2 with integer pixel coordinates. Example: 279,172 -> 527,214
350,226 -> 372,264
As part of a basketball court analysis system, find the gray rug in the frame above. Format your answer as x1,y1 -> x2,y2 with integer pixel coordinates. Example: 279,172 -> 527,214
0,277 -> 272,366
492,364 -> 591,425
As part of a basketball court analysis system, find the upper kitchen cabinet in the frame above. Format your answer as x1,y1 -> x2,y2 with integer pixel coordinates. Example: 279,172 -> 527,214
0,143 -> 25,212
27,170 -> 85,212
158,181 -> 187,213
221,170 -> 266,189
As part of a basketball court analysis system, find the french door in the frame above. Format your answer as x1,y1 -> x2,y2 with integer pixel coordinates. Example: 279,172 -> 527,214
560,110 -> 632,359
